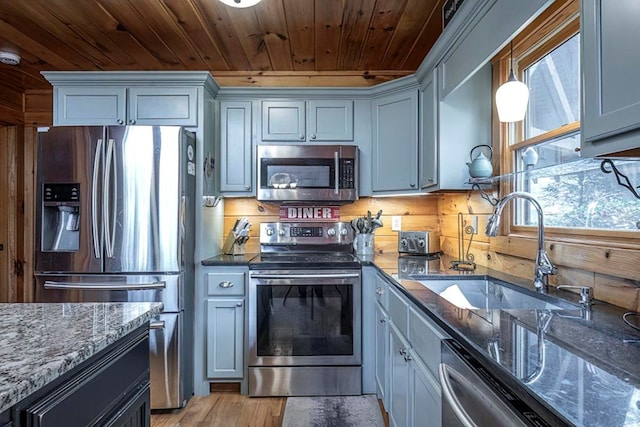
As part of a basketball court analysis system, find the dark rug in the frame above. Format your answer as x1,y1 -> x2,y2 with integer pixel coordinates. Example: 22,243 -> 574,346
281,395 -> 385,427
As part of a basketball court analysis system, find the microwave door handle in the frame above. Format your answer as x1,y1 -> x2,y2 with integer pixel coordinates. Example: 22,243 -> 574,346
334,150 -> 339,195
92,138 -> 103,259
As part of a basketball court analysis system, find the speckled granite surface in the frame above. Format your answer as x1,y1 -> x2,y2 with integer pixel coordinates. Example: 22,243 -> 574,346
0,302 -> 162,413
363,253 -> 640,426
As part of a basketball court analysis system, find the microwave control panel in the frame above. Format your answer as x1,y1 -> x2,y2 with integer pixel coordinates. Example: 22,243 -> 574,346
339,159 -> 356,189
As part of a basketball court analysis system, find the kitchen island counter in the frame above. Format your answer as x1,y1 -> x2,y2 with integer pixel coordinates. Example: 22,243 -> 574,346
0,302 -> 162,416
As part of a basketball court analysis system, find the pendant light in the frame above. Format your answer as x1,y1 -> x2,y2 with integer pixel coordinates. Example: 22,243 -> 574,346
218,0 -> 262,7
495,41 -> 529,122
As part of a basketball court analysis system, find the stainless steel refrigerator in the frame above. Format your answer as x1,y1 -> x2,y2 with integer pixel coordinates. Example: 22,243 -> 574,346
34,125 -> 196,410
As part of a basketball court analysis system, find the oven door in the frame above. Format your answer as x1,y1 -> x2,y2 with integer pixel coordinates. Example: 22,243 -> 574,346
248,269 -> 361,366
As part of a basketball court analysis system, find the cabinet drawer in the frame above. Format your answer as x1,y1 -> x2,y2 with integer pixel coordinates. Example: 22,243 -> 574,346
207,272 -> 245,296
388,286 -> 409,338
408,306 -> 448,378
375,274 -> 389,309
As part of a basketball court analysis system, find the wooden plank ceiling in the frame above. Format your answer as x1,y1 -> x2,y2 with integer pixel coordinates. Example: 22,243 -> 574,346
0,0 -> 444,91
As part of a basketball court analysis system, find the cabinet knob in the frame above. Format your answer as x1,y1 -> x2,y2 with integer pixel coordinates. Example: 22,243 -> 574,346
129,119 -> 136,125
410,182 -> 416,188
244,185 -> 250,190
219,281 -> 234,288
427,177 -> 434,183
404,353 -> 412,362
236,302 -> 243,307
399,347 -> 406,355
375,287 -> 384,296
299,134 -> 305,140
117,119 -> 124,125
379,318 -> 386,323
310,133 -> 316,140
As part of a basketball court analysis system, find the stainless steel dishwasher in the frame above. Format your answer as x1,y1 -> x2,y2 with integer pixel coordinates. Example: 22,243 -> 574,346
440,339 -> 570,427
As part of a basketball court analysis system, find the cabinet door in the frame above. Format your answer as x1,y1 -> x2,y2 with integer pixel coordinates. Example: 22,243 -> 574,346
410,353 -> 442,427
388,323 -> 410,427
220,101 -> 253,193
261,101 -> 306,141
375,303 -> 389,407
54,86 -> 127,126
420,70 -> 438,189
308,100 -> 354,141
206,298 -> 244,378
371,89 -> 418,193
581,0 -> 640,155
128,87 -> 198,126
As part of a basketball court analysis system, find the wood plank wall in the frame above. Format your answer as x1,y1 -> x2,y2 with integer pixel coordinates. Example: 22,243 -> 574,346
224,193 -> 640,311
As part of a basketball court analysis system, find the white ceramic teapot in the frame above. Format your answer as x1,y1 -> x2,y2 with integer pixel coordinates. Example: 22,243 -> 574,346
467,144 -> 493,178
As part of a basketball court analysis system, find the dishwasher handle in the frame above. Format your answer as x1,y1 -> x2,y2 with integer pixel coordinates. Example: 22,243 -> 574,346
439,363 -> 476,427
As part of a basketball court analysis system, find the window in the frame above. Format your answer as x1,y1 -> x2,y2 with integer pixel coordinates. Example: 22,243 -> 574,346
497,0 -> 640,234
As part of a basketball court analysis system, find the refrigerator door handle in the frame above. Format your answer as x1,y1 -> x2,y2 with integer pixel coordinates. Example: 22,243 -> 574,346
92,138 -> 103,259
43,280 -> 167,290
104,139 -> 117,258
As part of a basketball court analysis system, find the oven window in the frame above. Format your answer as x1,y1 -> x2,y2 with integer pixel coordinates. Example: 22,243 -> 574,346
256,284 -> 354,356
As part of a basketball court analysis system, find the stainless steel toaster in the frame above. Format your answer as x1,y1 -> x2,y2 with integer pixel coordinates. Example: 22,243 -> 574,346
398,230 -> 441,255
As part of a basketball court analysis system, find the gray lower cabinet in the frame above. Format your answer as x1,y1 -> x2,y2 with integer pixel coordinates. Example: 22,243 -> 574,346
581,0 -> 640,156
219,101 -> 253,194
378,279 -> 447,427
13,325 -> 150,427
205,269 -> 247,381
371,87 -> 419,193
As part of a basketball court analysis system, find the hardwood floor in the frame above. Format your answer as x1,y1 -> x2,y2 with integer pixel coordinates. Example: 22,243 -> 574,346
151,391 -> 390,427
151,392 -> 286,427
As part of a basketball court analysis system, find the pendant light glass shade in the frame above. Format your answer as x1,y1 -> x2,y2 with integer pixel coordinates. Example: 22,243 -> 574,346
218,0 -> 262,8
496,42 -> 529,122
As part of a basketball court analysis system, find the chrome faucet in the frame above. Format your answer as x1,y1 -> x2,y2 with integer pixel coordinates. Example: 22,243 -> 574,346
485,192 -> 557,292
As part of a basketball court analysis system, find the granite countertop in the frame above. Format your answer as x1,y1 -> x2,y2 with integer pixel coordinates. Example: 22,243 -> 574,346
364,252 -> 640,426
201,253 -> 258,266
0,302 -> 162,413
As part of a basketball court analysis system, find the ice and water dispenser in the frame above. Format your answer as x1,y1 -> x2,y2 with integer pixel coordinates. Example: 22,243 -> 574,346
41,183 -> 80,252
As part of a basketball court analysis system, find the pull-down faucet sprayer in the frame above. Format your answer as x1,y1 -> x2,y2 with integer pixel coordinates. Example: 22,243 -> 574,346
485,192 -> 557,292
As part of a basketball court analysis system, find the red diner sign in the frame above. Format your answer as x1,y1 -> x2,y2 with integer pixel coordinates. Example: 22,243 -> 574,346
279,206 -> 341,221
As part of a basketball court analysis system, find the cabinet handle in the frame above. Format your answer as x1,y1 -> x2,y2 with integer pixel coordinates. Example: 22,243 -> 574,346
299,134 -> 305,140
117,119 -> 124,125
375,287 -> 384,296
310,133 -> 316,140
236,302 -> 243,307
129,119 -> 136,125
399,348 -> 406,355
219,281 -> 234,288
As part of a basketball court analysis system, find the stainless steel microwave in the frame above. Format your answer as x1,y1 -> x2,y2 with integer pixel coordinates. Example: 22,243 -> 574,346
257,145 -> 358,203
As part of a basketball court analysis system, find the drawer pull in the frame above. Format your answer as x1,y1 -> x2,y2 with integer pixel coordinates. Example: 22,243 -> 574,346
219,281 -> 234,288
375,287 -> 384,296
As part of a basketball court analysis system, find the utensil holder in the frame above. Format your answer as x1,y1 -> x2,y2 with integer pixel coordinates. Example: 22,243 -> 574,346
354,233 -> 374,255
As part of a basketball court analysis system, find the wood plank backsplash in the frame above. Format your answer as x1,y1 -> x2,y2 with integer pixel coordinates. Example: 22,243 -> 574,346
223,193 -> 640,311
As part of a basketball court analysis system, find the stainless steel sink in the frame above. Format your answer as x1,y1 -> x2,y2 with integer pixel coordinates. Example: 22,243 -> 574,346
414,279 -> 576,310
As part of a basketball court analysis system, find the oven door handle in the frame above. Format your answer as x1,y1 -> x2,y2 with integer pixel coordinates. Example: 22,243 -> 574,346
250,273 -> 360,279
43,281 -> 166,290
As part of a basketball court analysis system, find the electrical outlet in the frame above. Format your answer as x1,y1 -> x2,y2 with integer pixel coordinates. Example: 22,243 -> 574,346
392,216 -> 402,231
470,215 -> 478,234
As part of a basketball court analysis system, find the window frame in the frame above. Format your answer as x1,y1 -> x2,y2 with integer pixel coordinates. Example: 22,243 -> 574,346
491,0 -> 640,243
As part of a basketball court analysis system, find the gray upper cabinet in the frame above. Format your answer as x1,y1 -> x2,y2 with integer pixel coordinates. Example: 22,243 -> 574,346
261,100 -> 354,142
308,100 -> 354,141
220,101 -> 253,194
53,85 -> 198,126
371,88 -> 419,193
420,69 -> 438,189
581,0 -> 640,156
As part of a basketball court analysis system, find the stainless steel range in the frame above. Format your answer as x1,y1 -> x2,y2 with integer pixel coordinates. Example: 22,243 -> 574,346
248,221 -> 362,397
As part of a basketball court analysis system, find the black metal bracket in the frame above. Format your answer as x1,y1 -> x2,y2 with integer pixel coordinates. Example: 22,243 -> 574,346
471,183 -> 500,206
600,159 -> 640,199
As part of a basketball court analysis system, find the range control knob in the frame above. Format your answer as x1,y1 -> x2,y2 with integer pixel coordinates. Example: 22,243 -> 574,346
278,229 -> 287,236
340,228 -> 348,236
327,228 -> 336,236
265,227 -> 274,236
418,239 -> 426,248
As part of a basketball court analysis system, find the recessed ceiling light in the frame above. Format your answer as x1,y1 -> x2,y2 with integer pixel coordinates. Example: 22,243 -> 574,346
218,0 -> 262,8
0,51 -> 20,66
